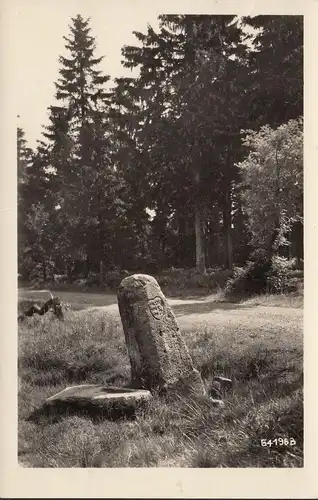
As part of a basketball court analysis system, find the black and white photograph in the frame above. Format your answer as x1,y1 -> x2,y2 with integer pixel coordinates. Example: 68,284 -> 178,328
14,3 -> 305,472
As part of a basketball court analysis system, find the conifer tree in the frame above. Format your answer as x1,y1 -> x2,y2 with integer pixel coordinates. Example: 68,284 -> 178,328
17,122 -> 33,185
119,15 -> 249,271
41,14 -> 116,281
17,124 -> 57,281
242,15 -> 303,127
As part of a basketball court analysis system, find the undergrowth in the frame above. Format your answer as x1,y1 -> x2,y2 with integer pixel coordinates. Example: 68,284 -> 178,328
225,256 -> 303,299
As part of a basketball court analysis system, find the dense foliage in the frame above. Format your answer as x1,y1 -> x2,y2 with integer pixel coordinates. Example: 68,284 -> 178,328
18,14 -> 303,286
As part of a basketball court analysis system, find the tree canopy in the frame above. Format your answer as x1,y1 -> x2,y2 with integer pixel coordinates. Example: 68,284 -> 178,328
18,14 -> 303,283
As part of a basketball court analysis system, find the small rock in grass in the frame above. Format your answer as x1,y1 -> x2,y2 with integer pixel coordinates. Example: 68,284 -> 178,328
213,376 -> 233,389
210,397 -> 225,407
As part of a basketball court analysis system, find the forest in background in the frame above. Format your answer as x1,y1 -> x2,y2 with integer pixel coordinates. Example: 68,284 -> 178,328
17,15 -> 303,288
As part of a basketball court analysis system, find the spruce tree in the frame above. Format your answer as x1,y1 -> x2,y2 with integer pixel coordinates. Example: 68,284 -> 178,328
242,15 -> 303,128
17,124 -> 57,281
17,122 -> 33,185
41,14 -> 116,281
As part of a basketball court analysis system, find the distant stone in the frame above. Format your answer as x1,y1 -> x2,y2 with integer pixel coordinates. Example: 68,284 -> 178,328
117,273 -> 206,396
37,385 -> 152,420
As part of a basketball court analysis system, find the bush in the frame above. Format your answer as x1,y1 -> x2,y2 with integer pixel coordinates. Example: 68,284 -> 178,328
157,267 -> 233,292
85,273 -> 101,287
104,270 -> 131,291
225,258 -> 271,298
225,255 -> 300,298
266,256 -> 299,294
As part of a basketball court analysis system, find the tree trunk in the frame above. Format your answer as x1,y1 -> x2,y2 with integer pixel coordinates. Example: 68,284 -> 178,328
226,227 -> 233,270
194,206 -> 206,273
268,210 -> 281,260
293,220 -> 303,267
84,255 -> 90,279
288,231 -> 293,259
205,222 -> 211,269
99,259 -> 104,286
222,147 -> 234,270
268,144 -> 282,259
42,259 -> 47,282
176,215 -> 188,267
97,213 -> 106,281
223,189 -> 233,270
66,261 -> 73,284
156,212 -> 167,267
216,231 -> 222,267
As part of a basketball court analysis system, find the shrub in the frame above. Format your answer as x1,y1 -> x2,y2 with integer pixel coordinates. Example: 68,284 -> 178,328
157,267 -> 233,292
85,273 -> 101,287
266,256 -> 299,294
225,255 -> 299,298
225,258 -> 271,298
104,270 -> 131,291
104,271 -> 122,290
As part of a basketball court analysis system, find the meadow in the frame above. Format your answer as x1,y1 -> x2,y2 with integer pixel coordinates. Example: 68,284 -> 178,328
18,288 -> 303,468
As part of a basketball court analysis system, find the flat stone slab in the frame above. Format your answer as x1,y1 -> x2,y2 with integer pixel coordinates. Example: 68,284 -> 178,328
46,384 -> 151,402
30,385 -> 152,421
213,376 -> 233,389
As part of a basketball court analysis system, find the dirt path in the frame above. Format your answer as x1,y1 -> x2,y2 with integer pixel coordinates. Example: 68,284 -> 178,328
19,289 -> 303,332
77,296 -> 303,332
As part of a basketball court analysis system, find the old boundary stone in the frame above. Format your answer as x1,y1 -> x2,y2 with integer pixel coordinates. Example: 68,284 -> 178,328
117,274 -> 206,395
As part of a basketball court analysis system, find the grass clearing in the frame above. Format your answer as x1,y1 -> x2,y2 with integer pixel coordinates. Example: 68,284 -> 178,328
18,289 -> 118,311
18,289 -> 303,468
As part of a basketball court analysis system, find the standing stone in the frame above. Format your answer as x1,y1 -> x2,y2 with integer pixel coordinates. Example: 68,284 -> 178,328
117,274 -> 206,395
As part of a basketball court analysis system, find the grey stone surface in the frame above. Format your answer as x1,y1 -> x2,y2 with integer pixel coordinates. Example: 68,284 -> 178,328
213,376 -> 233,389
210,398 -> 225,407
38,385 -> 152,420
117,273 -> 206,395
